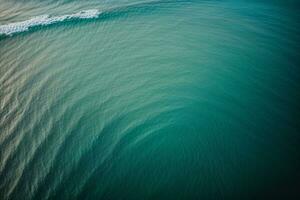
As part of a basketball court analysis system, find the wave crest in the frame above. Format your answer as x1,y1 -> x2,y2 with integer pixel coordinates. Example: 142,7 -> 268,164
0,9 -> 101,36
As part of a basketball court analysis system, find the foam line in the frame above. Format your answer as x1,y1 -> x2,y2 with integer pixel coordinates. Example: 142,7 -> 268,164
0,9 -> 101,36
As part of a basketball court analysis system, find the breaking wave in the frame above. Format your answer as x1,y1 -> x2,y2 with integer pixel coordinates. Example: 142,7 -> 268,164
0,9 -> 101,36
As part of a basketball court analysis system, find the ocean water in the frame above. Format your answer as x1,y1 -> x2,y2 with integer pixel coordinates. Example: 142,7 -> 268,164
0,0 -> 300,199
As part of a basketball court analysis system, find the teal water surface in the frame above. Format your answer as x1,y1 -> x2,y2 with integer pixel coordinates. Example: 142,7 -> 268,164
0,0 -> 300,199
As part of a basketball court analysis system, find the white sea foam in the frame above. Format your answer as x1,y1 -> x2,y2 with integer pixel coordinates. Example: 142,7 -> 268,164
0,9 -> 101,36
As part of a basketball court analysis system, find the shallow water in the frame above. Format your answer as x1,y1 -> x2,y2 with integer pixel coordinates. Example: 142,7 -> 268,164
0,0 -> 300,199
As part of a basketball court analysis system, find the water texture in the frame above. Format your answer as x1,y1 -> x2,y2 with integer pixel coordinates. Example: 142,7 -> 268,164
0,0 -> 300,199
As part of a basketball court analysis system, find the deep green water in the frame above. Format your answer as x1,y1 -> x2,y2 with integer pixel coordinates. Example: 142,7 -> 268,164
1,0 -> 300,199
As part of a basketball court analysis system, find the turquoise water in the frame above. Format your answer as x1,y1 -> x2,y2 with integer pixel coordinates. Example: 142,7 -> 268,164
1,0 -> 300,199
